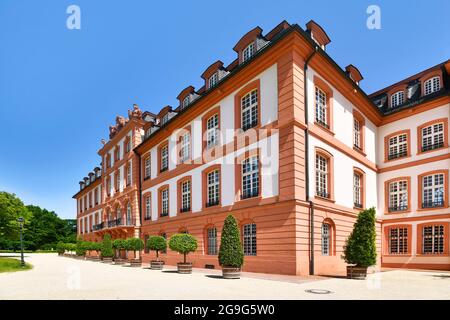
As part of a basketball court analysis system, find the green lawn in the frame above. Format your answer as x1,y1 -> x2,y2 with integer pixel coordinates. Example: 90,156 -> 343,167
0,257 -> 33,273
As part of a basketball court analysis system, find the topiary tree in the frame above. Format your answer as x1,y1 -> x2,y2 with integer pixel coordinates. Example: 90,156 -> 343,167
101,234 -> 114,258
168,234 -> 198,264
75,237 -> 87,256
343,207 -> 377,268
218,214 -> 244,268
113,239 -> 126,259
126,238 -> 144,260
146,236 -> 167,261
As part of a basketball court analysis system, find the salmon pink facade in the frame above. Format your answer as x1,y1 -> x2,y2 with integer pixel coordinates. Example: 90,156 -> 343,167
74,20 -> 450,275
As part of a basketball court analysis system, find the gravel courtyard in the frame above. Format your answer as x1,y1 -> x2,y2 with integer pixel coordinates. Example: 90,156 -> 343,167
1,253 -> 449,300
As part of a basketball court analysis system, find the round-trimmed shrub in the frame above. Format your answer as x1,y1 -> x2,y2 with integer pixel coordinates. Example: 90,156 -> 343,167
126,238 -> 144,259
168,234 -> 198,264
101,234 -> 114,258
343,207 -> 377,268
56,242 -> 65,255
218,215 -> 244,268
75,239 -> 87,256
113,239 -> 127,250
146,236 -> 167,261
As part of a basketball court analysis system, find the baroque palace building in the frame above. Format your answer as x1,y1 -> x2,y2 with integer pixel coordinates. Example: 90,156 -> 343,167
73,20 -> 450,275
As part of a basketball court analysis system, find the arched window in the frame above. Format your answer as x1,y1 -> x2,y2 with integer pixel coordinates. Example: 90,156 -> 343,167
390,91 -> 404,108
206,227 -> 218,255
241,89 -> 258,131
321,223 -> 331,256
424,76 -> 440,95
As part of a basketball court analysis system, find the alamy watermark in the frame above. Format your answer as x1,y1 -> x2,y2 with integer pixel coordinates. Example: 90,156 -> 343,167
66,5 -> 81,30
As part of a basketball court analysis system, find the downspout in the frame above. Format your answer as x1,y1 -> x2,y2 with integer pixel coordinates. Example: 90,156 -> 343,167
304,46 -> 318,276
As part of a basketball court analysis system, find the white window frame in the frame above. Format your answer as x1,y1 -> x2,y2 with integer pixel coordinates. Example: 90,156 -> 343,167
388,180 -> 408,212
315,154 -> 328,198
353,118 -> 361,149
422,173 -> 445,208
388,227 -> 408,254
206,114 -> 219,149
388,133 -> 408,160
424,76 -> 440,95
182,96 -> 190,109
241,89 -> 258,131
181,180 -> 191,212
242,156 -> 259,199
321,223 -> 330,256
242,43 -> 255,62
161,189 -> 169,216
315,87 -> 328,127
208,73 -> 219,88
422,225 -> 444,254
126,161 -> 132,186
391,91 -> 404,108
421,122 -> 444,151
353,172 -> 362,207
144,156 -> 151,179
180,132 -> 191,162
207,227 -> 218,255
145,195 -> 151,220
161,145 -> 169,171
126,203 -> 132,225
207,170 -> 220,206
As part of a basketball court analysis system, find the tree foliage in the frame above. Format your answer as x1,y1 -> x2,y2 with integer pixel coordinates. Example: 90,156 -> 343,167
101,234 -> 114,257
168,234 -> 198,263
146,236 -> 167,259
343,207 -> 377,268
218,215 -> 244,268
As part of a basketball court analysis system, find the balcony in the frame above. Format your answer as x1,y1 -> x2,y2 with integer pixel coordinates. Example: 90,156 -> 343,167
241,189 -> 259,200
422,200 -> 444,209
422,141 -> 444,152
388,150 -> 408,160
388,205 -> 408,213
93,222 -> 104,231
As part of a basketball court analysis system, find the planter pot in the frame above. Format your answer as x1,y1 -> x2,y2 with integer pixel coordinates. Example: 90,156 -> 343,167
101,257 -> 113,263
177,262 -> 192,274
150,260 -> 164,270
76,255 -> 85,260
114,258 -> 126,265
129,259 -> 142,267
222,266 -> 241,279
347,266 -> 368,280
90,256 -> 100,261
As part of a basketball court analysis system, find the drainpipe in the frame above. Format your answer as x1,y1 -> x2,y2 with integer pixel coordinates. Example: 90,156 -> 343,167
304,46 -> 318,276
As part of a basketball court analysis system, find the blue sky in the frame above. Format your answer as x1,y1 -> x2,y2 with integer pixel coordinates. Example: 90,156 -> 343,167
0,0 -> 449,219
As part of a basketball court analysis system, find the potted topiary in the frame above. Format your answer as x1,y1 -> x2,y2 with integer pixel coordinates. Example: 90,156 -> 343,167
168,234 -> 198,274
75,238 -> 87,260
66,243 -> 76,257
218,215 -> 244,279
146,236 -> 167,270
113,239 -> 127,265
126,238 -> 144,267
90,242 -> 102,261
101,234 -> 114,263
343,207 -> 377,280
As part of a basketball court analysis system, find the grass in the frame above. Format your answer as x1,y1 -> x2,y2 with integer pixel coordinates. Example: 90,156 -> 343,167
0,257 -> 33,273
0,250 -> 55,253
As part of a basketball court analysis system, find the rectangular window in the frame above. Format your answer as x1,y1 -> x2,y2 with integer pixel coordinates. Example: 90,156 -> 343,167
144,156 -> 151,180
115,171 -> 120,191
161,145 -> 168,172
180,132 -> 191,162
388,227 -> 408,254
161,113 -> 169,125
422,174 -> 445,208
94,188 -> 98,205
242,43 -> 255,62
388,180 -> 408,212
353,173 -> 362,208
145,196 -> 151,220
107,177 -> 111,196
182,96 -> 190,109
241,156 -> 259,199
207,228 -> 218,255
207,170 -> 220,207
181,180 -> 191,212
315,154 -> 329,198
388,133 -> 408,160
243,223 -> 256,256
126,138 -> 131,153
208,73 -> 219,88
241,89 -> 258,131
422,225 -> 444,254
321,223 -> 330,256
161,189 -> 169,217
206,114 -> 219,149
421,122 -> 444,152
315,87 -> 328,128
353,118 -> 361,149
126,161 -> 132,186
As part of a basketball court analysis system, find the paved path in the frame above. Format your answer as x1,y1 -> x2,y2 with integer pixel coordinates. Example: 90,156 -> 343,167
1,253 -> 450,299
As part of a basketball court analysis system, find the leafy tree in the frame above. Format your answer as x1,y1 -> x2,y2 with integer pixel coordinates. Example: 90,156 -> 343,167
75,237 -> 87,256
126,238 -> 144,259
218,215 -> 244,268
343,207 -> 377,268
56,242 -> 65,254
101,234 -> 114,257
168,234 -> 198,264
146,236 -> 167,261
0,192 -> 32,241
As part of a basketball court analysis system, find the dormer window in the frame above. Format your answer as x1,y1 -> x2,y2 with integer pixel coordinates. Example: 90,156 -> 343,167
424,77 -> 441,95
182,96 -> 190,109
208,73 -> 219,89
391,91 -> 404,108
242,43 -> 255,62
161,113 -> 169,125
